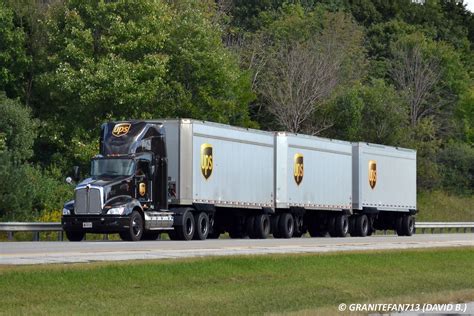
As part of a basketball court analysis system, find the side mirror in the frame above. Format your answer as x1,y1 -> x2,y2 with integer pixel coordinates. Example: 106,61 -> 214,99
73,166 -> 80,182
65,177 -> 73,184
149,165 -> 155,175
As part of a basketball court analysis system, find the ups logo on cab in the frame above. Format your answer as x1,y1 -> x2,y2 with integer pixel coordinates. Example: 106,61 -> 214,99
294,153 -> 304,185
112,123 -> 131,137
369,160 -> 377,189
201,143 -> 213,180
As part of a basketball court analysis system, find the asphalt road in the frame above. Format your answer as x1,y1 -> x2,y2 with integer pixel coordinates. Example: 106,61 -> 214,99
0,233 -> 472,265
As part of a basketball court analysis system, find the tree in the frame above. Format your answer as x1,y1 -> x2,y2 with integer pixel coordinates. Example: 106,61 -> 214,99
33,0 -> 254,169
0,2 -> 30,99
254,10 -> 364,133
327,80 -> 408,145
0,93 -> 37,162
390,33 -> 468,129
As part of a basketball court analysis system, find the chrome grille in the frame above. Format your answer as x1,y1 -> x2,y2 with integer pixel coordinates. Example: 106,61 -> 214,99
74,187 -> 102,215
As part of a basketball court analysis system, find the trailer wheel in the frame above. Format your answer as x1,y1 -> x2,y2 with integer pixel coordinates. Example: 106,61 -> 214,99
271,214 -> 282,238
402,215 -> 415,236
254,214 -> 270,239
395,215 -> 405,236
193,212 -> 209,240
334,214 -> 349,237
65,231 -> 85,242
142,231 -> 161,240
327,215 -> 337,237
245,215 -> 257,239
278,213 -> 294,238
355,214 -> 369,237
307,216 -> 327,237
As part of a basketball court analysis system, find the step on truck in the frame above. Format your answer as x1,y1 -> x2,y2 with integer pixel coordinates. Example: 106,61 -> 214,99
62,119 -> 417,241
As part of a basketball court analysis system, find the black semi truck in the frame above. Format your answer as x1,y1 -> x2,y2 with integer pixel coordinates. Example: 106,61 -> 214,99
62,119 -> 417,241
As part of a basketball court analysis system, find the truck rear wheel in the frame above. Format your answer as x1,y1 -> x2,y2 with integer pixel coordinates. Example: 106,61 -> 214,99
334,214 -> 349,237
254,214 -> 270,239
193,212 -> 209,240
278,213 -> 294,238
172,211 -> 195,241
65,231 -> 85,242
355,214 -> 369,237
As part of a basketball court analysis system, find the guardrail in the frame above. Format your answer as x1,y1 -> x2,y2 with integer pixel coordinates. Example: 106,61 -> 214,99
416,222 -> 474,234
0,222 -> 63,241
0,221 -> 473,241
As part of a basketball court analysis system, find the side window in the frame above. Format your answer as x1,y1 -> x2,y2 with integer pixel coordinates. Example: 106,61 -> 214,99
136,161 -> 149,178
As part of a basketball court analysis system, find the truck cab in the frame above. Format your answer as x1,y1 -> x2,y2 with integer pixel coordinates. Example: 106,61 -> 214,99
62,121 -> 173,241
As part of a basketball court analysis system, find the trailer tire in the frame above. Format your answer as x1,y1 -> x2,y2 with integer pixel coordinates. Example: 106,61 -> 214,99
173,210 -> 195,241
254,214 -> 270,239
271,214 -> 282,238
65,231 -> 85,242
307,215 -> 327,237
402,215 -> 415,236
142,231 -> 161,240
278,213 -> 294,238
327,214 -> 337,237
245,215 -> 257,239
355,214 -> 369,237
334,214 -> 349,237
395,215 -> 404,236
193,212 -> 209,240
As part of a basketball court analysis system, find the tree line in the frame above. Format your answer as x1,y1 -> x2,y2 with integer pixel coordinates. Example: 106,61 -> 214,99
0,0 -> 472,220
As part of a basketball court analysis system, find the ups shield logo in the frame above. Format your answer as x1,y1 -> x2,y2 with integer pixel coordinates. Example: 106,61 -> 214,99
369,160 -> 377,189
139,182 -> 146,196
294,153 -> 304,185
112,123 -> 131,137
200,143 -> 213,180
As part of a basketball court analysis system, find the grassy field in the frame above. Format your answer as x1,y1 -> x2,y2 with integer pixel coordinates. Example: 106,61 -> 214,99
417,191 -> 474,222
0,248 -> 473,315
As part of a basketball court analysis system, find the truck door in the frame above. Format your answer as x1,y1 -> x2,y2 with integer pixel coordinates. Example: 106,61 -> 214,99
136,160 -> 151,202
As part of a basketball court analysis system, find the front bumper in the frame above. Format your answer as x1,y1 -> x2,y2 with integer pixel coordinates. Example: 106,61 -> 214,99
62,215 -> 130,233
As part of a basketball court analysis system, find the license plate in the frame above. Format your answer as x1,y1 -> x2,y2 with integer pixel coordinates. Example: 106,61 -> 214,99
83,222 -> 93,228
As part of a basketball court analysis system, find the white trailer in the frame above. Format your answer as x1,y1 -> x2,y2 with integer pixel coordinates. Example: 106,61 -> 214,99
274,132 -> 352,211
162,119 -> 274,209
352,142 -> 417,212
274,132 -> 353,238
352,142 -> 417,236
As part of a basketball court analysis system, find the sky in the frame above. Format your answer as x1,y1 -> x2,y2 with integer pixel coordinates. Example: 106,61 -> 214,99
465,0 -> 474,12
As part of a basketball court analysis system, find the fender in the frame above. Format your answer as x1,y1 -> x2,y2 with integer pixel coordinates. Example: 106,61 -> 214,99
105,195 -> 143,216
170,207 -> 194,226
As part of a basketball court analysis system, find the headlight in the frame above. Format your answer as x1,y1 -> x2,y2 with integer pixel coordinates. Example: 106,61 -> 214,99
107,207 -> 125,215
62,208 -> 71,215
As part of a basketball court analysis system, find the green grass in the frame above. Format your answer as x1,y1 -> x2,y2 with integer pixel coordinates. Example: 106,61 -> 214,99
0,248 -> 473,315
418,191 -> 474,221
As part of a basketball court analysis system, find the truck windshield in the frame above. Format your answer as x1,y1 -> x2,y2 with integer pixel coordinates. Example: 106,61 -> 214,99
91,159 -> 135,177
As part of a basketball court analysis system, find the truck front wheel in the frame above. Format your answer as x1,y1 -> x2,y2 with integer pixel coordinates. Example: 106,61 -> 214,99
65,231 -> 85,242
120,210 -> 144,241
